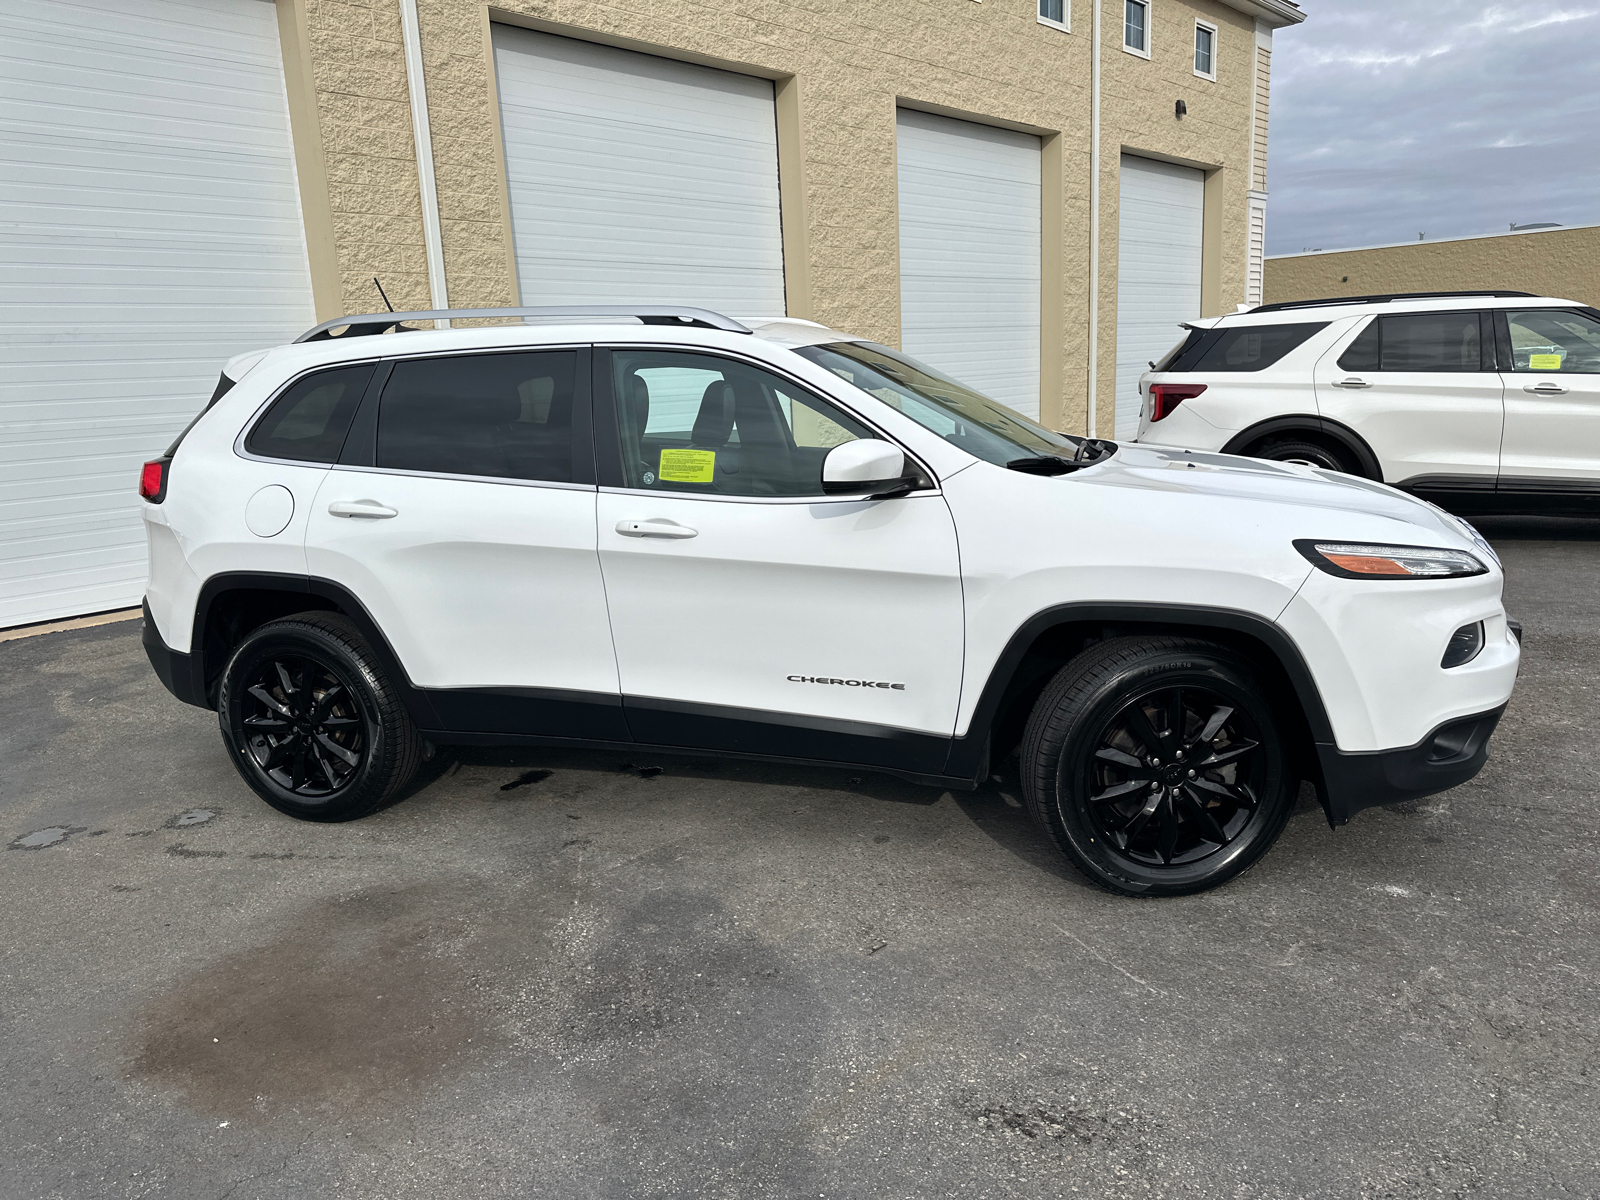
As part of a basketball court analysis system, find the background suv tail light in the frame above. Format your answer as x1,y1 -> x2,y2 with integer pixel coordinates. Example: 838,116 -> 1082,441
1149,383 -> 1207,422
138,459 -> 169,503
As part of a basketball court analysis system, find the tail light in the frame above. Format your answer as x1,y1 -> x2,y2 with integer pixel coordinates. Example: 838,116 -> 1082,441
138,459 -> 169,503
1149,383 -> 1207,422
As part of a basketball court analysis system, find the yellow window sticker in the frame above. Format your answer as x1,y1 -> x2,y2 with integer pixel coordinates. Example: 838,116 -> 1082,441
657,448 -> 716,483
1528,353 -> 1563,371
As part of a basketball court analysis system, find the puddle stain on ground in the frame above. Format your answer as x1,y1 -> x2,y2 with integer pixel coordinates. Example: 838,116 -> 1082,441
499,769 -> 553,792
9,826 -> 86,850
166,809 -> 218,828
165,843 -> 226,859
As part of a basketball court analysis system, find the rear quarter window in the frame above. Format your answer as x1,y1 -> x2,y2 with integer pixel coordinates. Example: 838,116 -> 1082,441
1166,322 -> 1328,373
245,363 -> 375,463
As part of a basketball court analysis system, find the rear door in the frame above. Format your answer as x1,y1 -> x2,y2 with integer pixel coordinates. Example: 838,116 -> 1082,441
592,347 -> 964,773
1496,307 -> 1600,503
304,346 -> 624,739
1313,310 -> 1502,489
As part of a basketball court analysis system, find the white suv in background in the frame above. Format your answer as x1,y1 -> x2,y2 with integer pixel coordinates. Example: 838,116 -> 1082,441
1131,291 -> 1600,515
141,305 -> 1519,896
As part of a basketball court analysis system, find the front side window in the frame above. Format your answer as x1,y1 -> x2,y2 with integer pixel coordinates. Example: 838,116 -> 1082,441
1194,22 -> 1216,77
795,341 -> 1078,467
1338,313 -> 1487,373
376,350 -> 578,482
611,350 -> 874,497
1124,0 -> 1149,53
245,363 -> 374,463
1503,309 -> 1600,373
1167,322 -> 1328,373
1039,0 -> 1068,29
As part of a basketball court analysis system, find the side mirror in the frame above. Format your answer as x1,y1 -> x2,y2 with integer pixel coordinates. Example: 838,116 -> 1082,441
821,439 -> 913,496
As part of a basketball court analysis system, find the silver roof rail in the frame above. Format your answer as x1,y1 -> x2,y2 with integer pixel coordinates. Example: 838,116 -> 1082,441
294,305 -> 752,343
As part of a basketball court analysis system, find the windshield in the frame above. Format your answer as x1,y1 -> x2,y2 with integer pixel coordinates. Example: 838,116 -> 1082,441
793,341 -> 1080,465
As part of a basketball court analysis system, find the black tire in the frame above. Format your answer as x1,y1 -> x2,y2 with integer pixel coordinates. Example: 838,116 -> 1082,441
217,611 -> 423,822
1254,438 -> 1355,475
1020,636 -> 1295,897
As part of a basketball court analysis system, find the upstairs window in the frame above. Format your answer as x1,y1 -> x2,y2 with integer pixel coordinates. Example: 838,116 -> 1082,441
1124,0 -> 1150,56
1038,0 -> 1069,31
1194,21 -> 1217,79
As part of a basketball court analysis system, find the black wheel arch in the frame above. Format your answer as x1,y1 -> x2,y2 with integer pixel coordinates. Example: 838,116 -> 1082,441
1222,415 -> 1383,481
950,602 -> 1335,813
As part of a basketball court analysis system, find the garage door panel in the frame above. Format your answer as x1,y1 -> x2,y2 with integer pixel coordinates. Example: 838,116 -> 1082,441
493,26 -> 785,314
0,0 -> 315,627
896,110 -> 1042,420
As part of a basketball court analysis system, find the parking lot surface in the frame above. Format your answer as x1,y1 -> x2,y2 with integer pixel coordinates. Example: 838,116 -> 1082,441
3,518 -> 1598,1200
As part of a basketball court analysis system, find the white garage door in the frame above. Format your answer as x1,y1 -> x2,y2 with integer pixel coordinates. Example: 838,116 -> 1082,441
492,27 -> 785,315
897,110 -> 1042,419
0,0 -> 315,629
1115,155 -> 1205,437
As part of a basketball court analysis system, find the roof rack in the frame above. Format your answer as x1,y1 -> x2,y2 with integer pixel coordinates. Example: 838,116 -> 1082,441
294,305 -> 752,343
1250,290 -> 1536,315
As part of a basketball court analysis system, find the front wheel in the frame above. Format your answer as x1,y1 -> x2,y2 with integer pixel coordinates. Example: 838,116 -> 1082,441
217,612 -> 423,821
1020,637 -> 1296,896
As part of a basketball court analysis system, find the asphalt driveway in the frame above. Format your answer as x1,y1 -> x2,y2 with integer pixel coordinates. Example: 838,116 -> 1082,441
3,518 -> 1597,1199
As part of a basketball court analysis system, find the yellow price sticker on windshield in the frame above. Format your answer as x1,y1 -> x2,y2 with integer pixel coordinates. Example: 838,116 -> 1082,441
1528,353 -> 1563,371
657,448 -> 716,483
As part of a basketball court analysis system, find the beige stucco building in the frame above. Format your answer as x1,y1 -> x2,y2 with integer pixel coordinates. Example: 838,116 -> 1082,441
1265,223 -> 1600,312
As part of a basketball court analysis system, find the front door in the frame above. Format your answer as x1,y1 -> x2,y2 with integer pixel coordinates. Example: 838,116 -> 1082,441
1314,310 -> 1502,490
1497,307 -> 1600,505
304,346 -> 624,738
592,347 -> 965,773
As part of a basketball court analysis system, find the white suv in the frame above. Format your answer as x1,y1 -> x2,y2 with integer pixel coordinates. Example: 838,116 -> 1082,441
140,305 -> 1520,896
1131,291 -> 1600,514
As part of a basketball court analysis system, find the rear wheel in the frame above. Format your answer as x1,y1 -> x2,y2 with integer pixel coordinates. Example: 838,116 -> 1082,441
1020,637 -> 1296,896
217,612 -> 422,822
1254,437 -> 1355,475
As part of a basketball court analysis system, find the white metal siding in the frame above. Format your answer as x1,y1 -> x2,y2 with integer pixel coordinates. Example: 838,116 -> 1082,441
896,110 -> 1042,419
1115,155 -> 1204,437
492,27 -> 785,314
0,0 -> 314,628
1246,200 -> 1267,307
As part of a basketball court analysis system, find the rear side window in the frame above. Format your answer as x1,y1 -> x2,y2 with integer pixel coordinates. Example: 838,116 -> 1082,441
376,350 -> 578,482
1166,323 -> 1327,373
1339,312 -> 1486,372
246,363 -> 375,463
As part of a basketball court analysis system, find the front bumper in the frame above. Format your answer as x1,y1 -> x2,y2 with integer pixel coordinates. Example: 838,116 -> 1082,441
1314,703 -> 1505,826
142,600 -> 209,709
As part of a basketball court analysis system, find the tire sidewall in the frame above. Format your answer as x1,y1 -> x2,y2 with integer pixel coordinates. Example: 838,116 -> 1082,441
1043,648 -> 1292,896
1260,440 -> 1351,474
218,621 -> 392,821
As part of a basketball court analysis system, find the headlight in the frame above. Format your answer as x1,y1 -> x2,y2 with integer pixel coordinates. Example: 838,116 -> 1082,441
1295,540 -> 1489,579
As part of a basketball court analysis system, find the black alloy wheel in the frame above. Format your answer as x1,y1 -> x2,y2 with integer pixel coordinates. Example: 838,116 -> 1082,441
218,612 -> 423,821
1021,636 -> 1296,896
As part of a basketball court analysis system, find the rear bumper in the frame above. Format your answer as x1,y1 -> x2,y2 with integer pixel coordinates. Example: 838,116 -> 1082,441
142,600 -> 209,709
1314,704 -> 1505,825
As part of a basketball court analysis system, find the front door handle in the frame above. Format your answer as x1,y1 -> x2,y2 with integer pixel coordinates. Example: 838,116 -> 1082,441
1524,382 -> 1569,395
1334,377 -> 1373,389
328,499 -> 398,519
616,518 -> 697,539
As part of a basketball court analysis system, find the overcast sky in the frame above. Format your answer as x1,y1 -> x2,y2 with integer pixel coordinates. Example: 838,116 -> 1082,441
1266,2 -> 1600,255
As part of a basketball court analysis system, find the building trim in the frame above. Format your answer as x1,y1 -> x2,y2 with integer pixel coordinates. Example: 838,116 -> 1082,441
274,0 -> 341,320
399,0 -> 450,322
481,9 -> 522,307
1217,0 -> 1304,28
775,75 -> 810,319
1269,222 -> 1600,260
1041,131 -> 1065,430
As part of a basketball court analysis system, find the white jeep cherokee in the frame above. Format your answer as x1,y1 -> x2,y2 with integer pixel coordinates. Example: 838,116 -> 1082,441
1131,291 -> 1600,515
140,305 -> 1521,896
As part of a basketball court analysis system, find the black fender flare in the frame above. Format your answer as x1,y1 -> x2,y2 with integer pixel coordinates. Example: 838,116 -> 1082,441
1221,415 -> 1383,482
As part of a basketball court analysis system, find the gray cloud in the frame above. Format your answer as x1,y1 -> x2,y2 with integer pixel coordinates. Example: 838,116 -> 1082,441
1266,3 -> 1600,254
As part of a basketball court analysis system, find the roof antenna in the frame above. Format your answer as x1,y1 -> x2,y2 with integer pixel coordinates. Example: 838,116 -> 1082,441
373,277 -> 396,312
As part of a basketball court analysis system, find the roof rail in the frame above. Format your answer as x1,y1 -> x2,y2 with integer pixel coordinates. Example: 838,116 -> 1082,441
1250,290 -> 1537,315
294,305 -> 752,343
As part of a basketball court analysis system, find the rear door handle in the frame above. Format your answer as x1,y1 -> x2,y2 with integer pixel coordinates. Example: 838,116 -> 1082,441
1334,377 -> 1373,389
328,499 -> 398,519
1524,382 -> 1569,395
615,518 -> 697,539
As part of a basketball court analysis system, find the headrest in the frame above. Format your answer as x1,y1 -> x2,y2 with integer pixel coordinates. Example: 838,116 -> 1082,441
691,380 -> 736,446
626,374 -> 650,433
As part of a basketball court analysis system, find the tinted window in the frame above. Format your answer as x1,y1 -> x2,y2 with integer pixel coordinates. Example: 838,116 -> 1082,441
1504,309 -> 1600,374
376,351 -> 578,482
1377,312 -> 1484,372
613,350 -> 875,497
246,363 -> 374,463
1336,319 -> 1380,371
1171,322 -> 1328,373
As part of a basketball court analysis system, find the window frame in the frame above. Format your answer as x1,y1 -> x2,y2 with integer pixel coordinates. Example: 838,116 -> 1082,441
235,360 -> 382,468
1193,19 -> 1217,81
1037,0 -> 1070,34
1122,0 -> 1151,59
590,345 -> 939,504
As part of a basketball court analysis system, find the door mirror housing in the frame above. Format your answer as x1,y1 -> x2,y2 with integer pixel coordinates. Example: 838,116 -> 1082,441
821,440 -> 913,496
